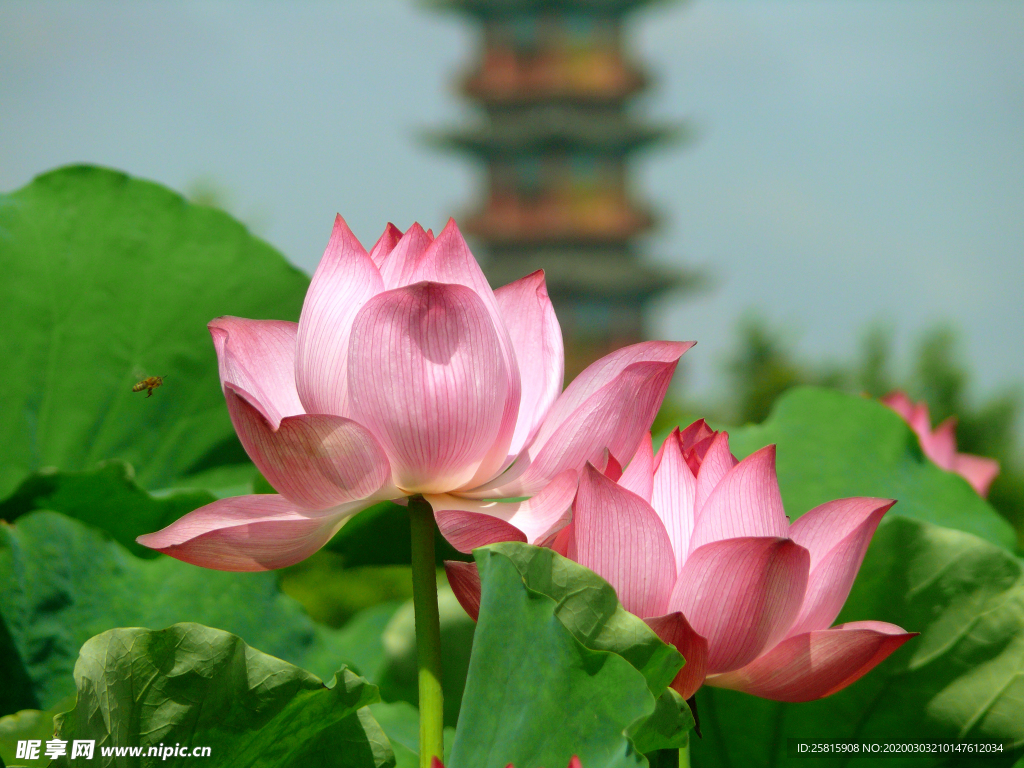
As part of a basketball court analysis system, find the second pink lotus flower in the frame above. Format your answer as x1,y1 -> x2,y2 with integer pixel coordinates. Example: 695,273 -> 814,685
138,216 -> 692,570
450,421 -> 916,702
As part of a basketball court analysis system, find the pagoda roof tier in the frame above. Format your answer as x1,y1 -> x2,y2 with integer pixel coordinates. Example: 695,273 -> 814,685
432,107 -> 679,155
462,48 -> 649,105
431,0 -> 667,17
481,247 -> 696,302
463,196 -> 657,244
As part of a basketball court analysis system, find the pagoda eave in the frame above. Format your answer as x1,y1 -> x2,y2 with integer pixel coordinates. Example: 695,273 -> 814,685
430,125 -> 676,154
462,80 -> 648,106
429,0 -> 670,17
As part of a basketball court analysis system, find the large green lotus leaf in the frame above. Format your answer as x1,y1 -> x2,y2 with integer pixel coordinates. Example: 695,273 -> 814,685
691,517 -> 1024,768
727,387 -> 1015,549
0,165 -> 310,498
0,461 -> 217,559
485,542 -> 684,695
52,624 -> 392,768
446,548 -> 657,768
0,511 -> 380,716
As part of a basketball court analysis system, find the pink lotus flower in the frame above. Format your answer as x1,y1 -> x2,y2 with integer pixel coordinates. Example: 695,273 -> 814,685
137,216 -> 691,570
448,421 -> 916,702
882,391 -> 1000,497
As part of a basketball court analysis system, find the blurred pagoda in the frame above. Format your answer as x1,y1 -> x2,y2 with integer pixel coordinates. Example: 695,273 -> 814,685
431,0 -> 694,377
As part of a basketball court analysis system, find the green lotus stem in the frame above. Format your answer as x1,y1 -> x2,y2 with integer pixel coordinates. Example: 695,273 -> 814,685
679,740 -> 691,768
408,495 -> 444,768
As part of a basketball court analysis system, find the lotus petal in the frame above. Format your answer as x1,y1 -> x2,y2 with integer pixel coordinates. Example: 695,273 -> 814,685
209,316 -> 303,426
692,431 -> 737,515
567,464 -> 676,618
619,432 -> 654,502
707,621 -> 916,702
493,270 -> 564,458
428,470 -> 577,552
377,222 -> 433,290
347,281 -> 509,493
953,453 -> 1001,497
651,428 -> 698,572
669,537 -> 809,673
645,612 -> 710,700
294,215 -> 385,418
222,385 -> 395,510
137,495 -> 369,571
369,222 -> 403,268
474,343 -> 691,498
786,498 -> 895,636
445,560 -> 482,621
689,446 -> 789,553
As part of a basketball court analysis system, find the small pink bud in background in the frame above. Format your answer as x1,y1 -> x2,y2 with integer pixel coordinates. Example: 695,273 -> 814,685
882,391 -> 999,497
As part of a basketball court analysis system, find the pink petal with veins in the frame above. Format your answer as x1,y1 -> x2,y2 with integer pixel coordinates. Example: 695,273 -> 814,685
786,497 -> 895,636
493,270 -> 564,458
473,343 -> 691,498
689,445 -> 789,553
707,621 -> 916,701
347,282 -> 509,494
567,464 -> 676,618
619,433 -> 654,503
445,560 -> 482,621
223,384 -> 395,510
669,537 -> 809,673
646,612 -> 710,700
651,428 -> 699,572
293,215 -> 385,418
428,470 -> 577,552
209,317 -> 303,426
136,495 -> 371,571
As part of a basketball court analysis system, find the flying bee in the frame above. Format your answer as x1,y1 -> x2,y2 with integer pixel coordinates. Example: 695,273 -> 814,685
132,376 -> 165,398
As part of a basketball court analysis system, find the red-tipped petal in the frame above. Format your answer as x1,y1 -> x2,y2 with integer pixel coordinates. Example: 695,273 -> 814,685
707,621 -> 916,702
137,495 -> 370,571
669,537 -> 809,674
294,215 -> 384,418
428,470 -> 577,552
786,498 -> 894,636
567,464 -> 676,618
689,445 -> 789,553
369,222 -> 403,268
209,316 -> 303,427
224,384 -> 395,510
651,428 -> 698,572
646,612 -> 710,700
692,431 -> 735,513
493,270 -> 565,457
347,282 -> 509,493
619,432 -> 654,502
430,758 -> 445,768
377,222 -> 432,290
445,560 -> 482,621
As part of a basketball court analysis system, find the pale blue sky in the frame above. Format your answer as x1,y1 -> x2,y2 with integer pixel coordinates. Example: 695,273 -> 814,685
2,0 -> 1022,412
